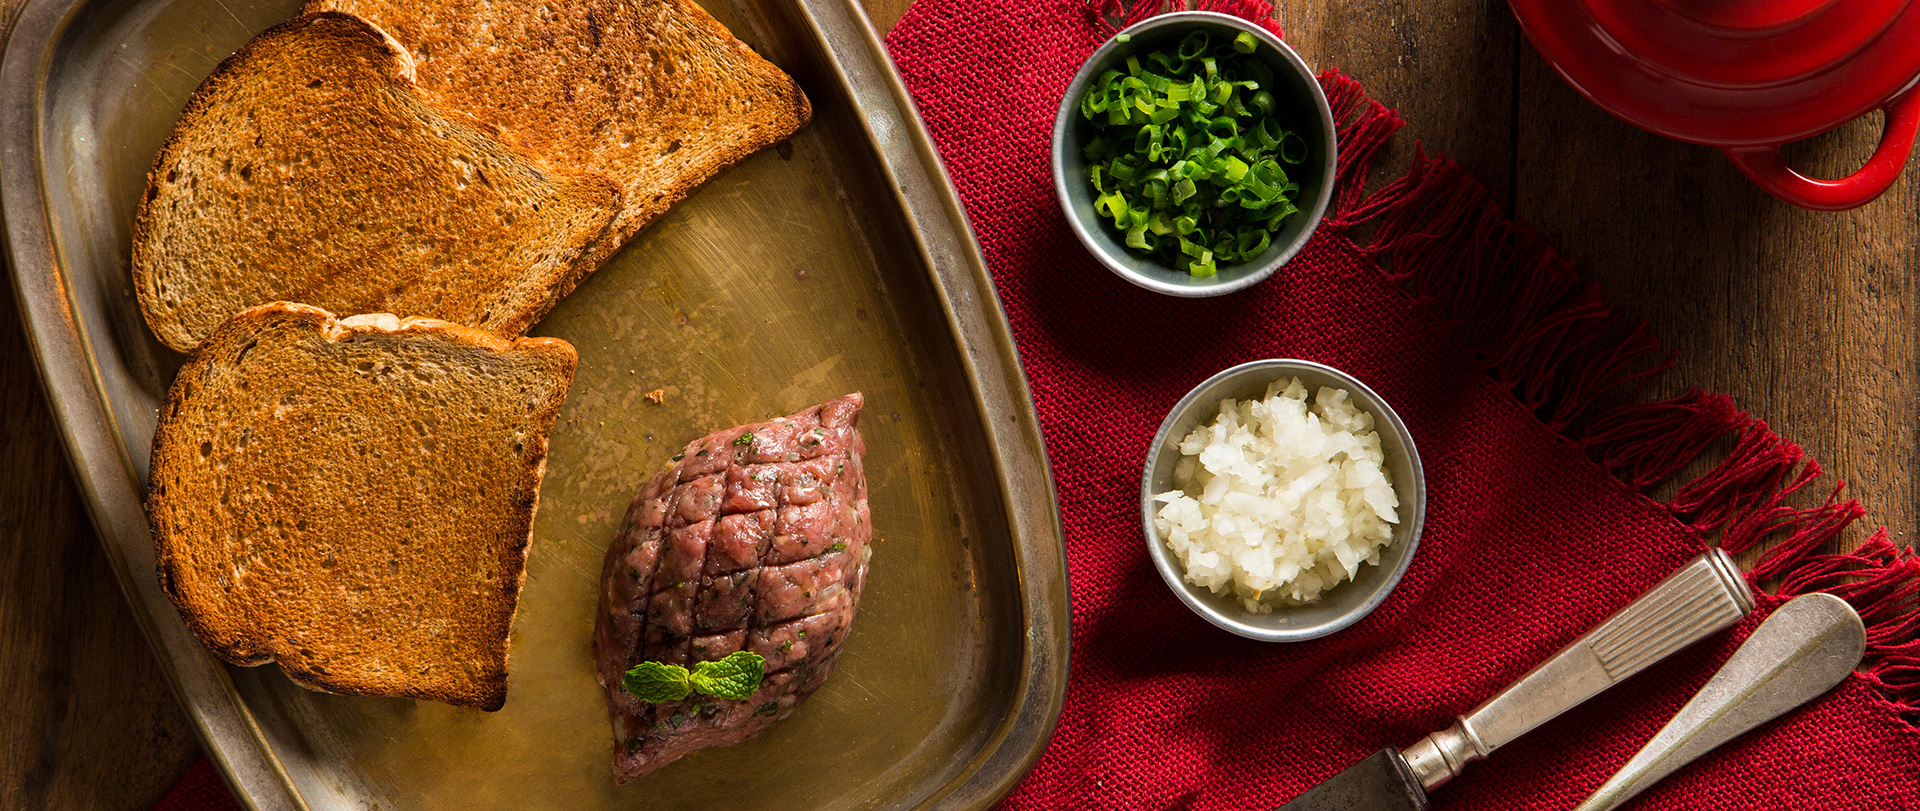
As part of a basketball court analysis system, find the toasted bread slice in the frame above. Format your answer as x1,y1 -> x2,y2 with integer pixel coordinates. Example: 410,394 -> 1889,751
304,0 -> 812,269
132,12 -> 622,353
146,302 -> 576,710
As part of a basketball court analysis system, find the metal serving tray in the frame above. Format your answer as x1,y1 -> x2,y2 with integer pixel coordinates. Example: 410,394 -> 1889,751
0,0 -> 1069,807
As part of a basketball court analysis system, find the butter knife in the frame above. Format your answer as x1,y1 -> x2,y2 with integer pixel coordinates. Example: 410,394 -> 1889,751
1573,591 -> 1863,811
1273,549 -> 1754,811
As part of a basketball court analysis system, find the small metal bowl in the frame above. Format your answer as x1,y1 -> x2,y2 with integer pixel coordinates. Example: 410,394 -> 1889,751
1140,359 -> 1426,641
1052,12 -> 1337,297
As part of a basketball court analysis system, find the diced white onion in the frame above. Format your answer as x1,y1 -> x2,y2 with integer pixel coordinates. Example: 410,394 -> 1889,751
1154,378 -> 1400,610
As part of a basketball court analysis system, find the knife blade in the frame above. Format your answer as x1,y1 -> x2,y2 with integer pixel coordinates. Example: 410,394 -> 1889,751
1276,749 -> 1431,811
1274,549 -> 1754,810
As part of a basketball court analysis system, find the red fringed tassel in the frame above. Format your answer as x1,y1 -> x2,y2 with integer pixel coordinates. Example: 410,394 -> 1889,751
1779,532 -> 1920,649
1775,531 -> 1920,715
1581,391 -> 1744,489
1543,322 -> 1673,428
1086,0 -> 1162,32
1668,423 -> 1811,538
1777,530 -> 1903,596
1088,0 -> 1284,36
1742,484 -> 1865,582
1580,392 -> 1849,562
1194,0 -> 1285,36
1863,660 -> 1920,717
1320,71 -> 1404,220
1577,390 -> 1917,717
1330,147 -> 1669,430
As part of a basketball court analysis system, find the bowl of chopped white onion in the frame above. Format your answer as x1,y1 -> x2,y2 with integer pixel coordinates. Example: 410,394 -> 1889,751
1141,358 -> 1426,641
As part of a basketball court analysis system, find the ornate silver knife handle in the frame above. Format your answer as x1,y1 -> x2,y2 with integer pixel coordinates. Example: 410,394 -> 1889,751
1400,549 -> 1754,790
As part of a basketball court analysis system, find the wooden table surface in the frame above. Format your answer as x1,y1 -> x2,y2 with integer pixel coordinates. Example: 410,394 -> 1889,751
2,0 -> 1913,807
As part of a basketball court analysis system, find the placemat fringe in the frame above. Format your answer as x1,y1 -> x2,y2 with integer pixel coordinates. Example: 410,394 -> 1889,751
1328,148 -> 1674,431
1088,1 -> 1284,37
1321,71 -> 1405,223
1317,115 -> 1920,716
1586,395 -> 1920,715
1581,393 -> 1746,489
1579,392 -> 1920,712
1775,529 -> 1920,712
1304,59 -> 1920,715
1669,419 -> 1820,539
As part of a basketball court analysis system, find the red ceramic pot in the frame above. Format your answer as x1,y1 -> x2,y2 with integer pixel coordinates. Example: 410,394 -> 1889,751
1510,0 -> 1920,210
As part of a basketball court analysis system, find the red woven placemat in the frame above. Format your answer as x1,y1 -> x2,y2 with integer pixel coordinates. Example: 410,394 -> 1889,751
878,1 -> 1920,807
157,1 -> 1920,808
153,760 -> 241,811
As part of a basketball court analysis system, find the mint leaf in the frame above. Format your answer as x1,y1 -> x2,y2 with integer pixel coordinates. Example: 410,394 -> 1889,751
687,651 -> 765,700
624,652 -> 766,702
623,661 -> 692,702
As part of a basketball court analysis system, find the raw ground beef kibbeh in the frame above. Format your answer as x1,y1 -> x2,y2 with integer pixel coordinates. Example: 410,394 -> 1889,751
593,393 -> 870,780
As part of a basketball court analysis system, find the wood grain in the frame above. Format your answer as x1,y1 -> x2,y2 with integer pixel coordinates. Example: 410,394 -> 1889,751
0,0 -> 1911,808
1271,0 -> 1518,202
0,0 -> 194,778
0,5 -> 213,810
1512,48 -> 1919,548
0,207 -> 200,805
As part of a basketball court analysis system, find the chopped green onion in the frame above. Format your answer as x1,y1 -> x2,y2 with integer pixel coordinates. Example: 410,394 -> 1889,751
1178,32 -> 1208,60
1077,31 -> 1306,275
1221,156 -> 1249,182
1172,178 -> 1197,204
1280,131 -> 1307,165
1255,117 -> 1282,149
1251,90 -> 1275,117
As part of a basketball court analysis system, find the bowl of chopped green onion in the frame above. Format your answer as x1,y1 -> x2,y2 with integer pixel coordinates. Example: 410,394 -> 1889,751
1053,13 -> 1336,296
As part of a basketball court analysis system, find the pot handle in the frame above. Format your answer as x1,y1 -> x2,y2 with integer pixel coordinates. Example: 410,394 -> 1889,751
1722,83 -> 1920,211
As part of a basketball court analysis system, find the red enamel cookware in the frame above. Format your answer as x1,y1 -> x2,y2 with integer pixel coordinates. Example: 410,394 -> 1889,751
1510,0 -> 1920,210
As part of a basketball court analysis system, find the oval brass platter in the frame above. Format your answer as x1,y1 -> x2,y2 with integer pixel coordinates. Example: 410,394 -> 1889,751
0,0 -> 1070,807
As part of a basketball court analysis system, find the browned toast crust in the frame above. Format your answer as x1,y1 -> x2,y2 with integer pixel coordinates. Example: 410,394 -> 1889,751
147,302 -> 576,710
131,13 -> 622,353
305,0 -> 812,271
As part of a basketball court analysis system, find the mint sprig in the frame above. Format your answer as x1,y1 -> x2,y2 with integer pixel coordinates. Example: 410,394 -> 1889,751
687,651 -> 766,699
622,661 -> 694,702
622,651 -> 766,703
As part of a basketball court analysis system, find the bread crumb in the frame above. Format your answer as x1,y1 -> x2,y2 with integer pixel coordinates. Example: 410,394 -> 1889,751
645,389 -> 665,404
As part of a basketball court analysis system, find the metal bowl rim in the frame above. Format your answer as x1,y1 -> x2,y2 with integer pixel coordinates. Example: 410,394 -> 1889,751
1138,358 -> 1428,641
1049,11 -> 1339,298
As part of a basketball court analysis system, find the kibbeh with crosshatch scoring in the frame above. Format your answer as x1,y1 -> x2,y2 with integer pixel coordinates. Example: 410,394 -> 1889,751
595,394 -> 871,781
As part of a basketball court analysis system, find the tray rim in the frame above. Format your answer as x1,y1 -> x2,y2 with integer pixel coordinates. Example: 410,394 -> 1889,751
0,0 -> 1070,807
